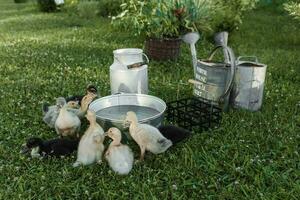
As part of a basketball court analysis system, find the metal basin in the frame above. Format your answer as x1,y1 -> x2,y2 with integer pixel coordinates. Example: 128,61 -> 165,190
89,93 -> 166,132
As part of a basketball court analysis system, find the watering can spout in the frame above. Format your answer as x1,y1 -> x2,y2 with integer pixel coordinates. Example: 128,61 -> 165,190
214,31 -> 228,46
182,32 -> 200,74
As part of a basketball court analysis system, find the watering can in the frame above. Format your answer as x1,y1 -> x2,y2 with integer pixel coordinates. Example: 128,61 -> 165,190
231,56 -> 267,111
183,32 -> 236,111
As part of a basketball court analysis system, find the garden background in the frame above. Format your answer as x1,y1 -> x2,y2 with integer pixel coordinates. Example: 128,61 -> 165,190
0,0 -> 299,199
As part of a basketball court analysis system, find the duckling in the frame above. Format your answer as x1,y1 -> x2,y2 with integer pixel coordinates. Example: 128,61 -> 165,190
158,125 -> 191,144
55,98 -> 81,138
42,97 -> 69,128
73,110 -> 105,167
124,111 -> 173,161
42,85 -> 98,128
66,85 -> 98,106
105,127 -> 134,175
20,137 -> 79,158
69,93 -> 97,119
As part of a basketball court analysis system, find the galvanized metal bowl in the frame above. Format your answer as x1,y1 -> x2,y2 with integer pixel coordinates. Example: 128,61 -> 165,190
89,93 -> 166,131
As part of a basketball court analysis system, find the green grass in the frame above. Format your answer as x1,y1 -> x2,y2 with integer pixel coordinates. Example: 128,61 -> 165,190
0,0 -> 300,199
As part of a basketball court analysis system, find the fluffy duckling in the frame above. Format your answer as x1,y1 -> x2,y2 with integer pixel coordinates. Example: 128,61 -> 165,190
124,111 -> 173,161
105,127 -> 134,175
66,85 -> 98,106
42,97 -> 69,128
73,110 -> 105,167
42,86 -> 97,128
55,98 -> 81,138
158,125 -> 191,144
21,137 -> 79,158
69,93 -> 97,119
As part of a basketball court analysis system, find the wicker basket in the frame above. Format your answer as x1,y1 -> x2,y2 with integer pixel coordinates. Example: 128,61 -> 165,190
144,38 -> 182,61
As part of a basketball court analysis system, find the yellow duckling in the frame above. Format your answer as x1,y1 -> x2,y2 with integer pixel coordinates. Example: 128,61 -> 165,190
124,111 -> 173,161
73,110 -> 105,167
105,127 -> 134,175
55,98 -> 81,138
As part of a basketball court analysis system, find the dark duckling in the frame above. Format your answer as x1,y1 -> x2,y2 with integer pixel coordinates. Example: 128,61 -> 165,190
66,85 -> 98,106
21,137 -> 79,158
158,125 -> 191,144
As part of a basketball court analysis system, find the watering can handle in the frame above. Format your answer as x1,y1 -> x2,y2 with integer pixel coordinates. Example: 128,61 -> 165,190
236,56 -> 258,63
208,45 -> 233,62
207,45 -> 236,103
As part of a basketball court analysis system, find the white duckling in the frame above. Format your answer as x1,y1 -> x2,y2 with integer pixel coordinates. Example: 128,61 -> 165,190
73,110 -> 105,167
55,98 -> 81,138
43,93 -> 96,128
105,127 -> 134,175
124,111 -> 173,161
42,97 -> 68,128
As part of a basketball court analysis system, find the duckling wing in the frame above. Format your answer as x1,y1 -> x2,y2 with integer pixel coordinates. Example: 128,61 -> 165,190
139,124 -> 173,154
76,134 -> 100,165
106,145 -> 134,175
47,139 -> 79,157
43,105 -> 59,128
67,108 -> 85,119
56,112 -> 81,129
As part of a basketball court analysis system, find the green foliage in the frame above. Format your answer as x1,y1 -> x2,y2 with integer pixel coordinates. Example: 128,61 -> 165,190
77,1 -> 99,18
112,0 -> 213,39
211,0 -> 258,32
63,0 -> 79,9
37,0 -> 57,12
97,0 -> 123,17
257,0 -> 290,13
1,0 -> 300,199
14,0 -> 27,3
284,1 -> 300,20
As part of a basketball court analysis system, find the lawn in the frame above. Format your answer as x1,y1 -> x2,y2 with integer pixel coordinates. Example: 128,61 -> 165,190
0,0 -> 299,199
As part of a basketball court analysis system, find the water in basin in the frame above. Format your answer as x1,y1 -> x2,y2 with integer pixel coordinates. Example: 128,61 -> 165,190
96,105 -> 161,121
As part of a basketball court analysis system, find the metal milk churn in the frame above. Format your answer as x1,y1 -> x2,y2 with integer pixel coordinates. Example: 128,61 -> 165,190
110,48 -> 149,94
188,46 -> 236,111
231,56 -> 267,111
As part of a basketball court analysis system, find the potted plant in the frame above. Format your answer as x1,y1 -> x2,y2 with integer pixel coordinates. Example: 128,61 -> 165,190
112,0 -> 213,61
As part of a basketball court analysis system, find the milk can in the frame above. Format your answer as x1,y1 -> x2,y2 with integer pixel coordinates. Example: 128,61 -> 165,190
231,56 -> 267,111
110,48 -> 149,94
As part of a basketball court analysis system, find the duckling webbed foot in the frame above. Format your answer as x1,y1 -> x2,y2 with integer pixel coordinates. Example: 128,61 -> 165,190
139,146 -> 145,161
97,159 -> 102,165
73,161 -> 82,168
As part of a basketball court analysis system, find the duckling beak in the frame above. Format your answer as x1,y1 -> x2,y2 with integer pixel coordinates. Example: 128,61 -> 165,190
123,120 -> 130,128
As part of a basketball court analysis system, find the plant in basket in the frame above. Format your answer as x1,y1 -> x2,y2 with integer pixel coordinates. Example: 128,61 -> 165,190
112,0 -> 213,61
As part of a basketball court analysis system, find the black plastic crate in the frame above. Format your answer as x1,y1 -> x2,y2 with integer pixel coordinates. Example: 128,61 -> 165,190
166,97 -> 222,131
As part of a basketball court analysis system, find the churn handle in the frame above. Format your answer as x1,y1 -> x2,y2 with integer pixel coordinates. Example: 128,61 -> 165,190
142,53 -> 150,64
237,56 -> 258,64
